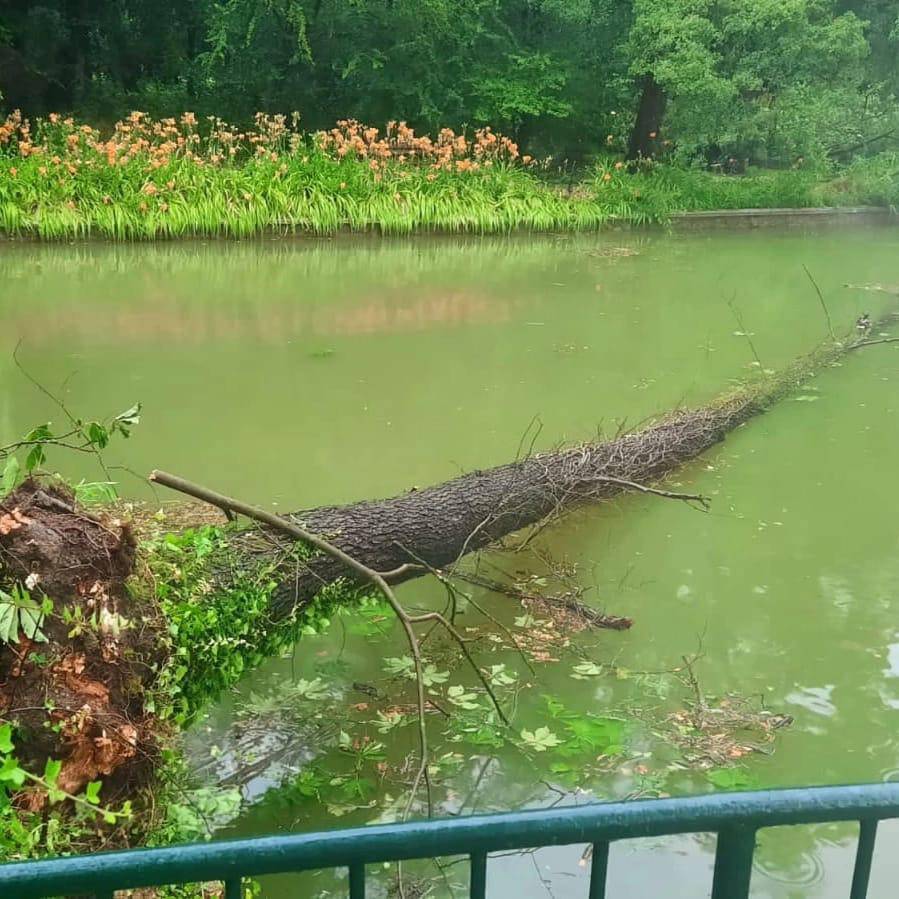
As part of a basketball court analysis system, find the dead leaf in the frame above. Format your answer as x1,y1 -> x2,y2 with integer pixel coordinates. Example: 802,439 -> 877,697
0,508 -> 30,535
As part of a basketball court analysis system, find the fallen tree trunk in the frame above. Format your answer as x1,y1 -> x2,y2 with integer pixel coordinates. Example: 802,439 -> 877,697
240,323 -> 869,619
0,310 -> 892,822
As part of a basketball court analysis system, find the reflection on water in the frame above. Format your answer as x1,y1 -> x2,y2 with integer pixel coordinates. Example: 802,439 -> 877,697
2,226 -> 899,897
785,686 -> 837,718
0,288 -> 514,345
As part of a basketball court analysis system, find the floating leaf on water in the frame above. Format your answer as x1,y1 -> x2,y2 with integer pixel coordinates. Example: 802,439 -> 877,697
706,767 -> 756,790
570,661 -> 604,679
520,726 -> 562,752
488,664 -> 517,686
446,685 -> 480,710
383,656 -> 415,677
421,664 -> 449,686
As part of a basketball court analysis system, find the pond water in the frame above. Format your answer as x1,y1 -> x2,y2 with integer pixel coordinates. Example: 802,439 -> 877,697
2,225 -> 899,897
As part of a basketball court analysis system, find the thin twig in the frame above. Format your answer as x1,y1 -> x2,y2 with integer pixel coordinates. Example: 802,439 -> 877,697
449,569 -> 632,632
10,342 -> 113,480
727,296 -> 765,369
406,608 -> 509,726
596,475 -> 709,511
848,336 -> 899,351
802,265 -> 836,342
396,543 -> 536,676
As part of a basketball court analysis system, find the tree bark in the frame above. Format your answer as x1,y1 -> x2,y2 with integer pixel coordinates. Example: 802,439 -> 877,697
627,73 -> 667,160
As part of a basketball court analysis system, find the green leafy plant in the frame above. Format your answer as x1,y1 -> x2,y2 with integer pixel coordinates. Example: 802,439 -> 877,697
0,724 -> 132,837
0,586 -> 51,645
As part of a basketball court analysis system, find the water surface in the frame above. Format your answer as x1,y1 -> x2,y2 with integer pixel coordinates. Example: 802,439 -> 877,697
2,226 -> 899,896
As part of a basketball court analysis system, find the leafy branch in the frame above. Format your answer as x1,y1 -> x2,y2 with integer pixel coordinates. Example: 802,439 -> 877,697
1,347 -> 141,498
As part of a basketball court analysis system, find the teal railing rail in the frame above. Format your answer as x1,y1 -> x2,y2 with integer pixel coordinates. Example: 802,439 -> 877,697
1,783 -> 898,898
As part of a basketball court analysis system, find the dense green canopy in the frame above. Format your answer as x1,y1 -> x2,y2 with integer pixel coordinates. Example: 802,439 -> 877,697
1,0 -> 897,164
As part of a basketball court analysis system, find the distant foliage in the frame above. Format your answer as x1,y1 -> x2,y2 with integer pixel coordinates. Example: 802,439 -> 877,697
2,0 -> 898,166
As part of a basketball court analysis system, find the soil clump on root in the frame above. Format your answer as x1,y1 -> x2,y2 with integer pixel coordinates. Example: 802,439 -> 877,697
0,479 -> 161,808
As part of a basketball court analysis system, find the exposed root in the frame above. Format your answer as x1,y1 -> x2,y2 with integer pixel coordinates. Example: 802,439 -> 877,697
0,480 -> 160,810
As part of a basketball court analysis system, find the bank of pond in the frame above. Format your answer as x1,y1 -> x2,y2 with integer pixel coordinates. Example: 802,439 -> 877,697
1,112 -> 898,239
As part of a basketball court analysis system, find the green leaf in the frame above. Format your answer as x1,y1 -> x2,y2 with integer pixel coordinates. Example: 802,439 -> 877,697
446,684 -> 480,710
0,595 -> 18,644
74,481 -> 119,505
294,677 -> 329,701
23,424 -> 52,443
706,767 -> 756,791
112,403 -> 141,436
85,780 -> 102,805
43,758 -> 61,786
488,664 -> 516,686
18,603 -> 46,643
25,445 -> 44,472
421,664 -> 449,686
570,661 -> 604,679
0,723 -> 14,754
373,710 -> 406,733
1,455 -> 20,496
558,715 -> 626,757
0,755 -> 26,787
383,656 -> 415,677
87,422 -> 109,449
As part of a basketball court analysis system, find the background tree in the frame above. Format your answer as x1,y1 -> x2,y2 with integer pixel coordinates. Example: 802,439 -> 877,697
0,0 -> 896,165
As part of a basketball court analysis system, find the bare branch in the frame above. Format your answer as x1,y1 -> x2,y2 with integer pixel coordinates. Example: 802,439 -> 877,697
802,265 -> 836,342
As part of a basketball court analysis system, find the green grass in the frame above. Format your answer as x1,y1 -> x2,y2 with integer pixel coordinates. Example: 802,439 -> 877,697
0,154 -> 620,239
589,156 -> 899,220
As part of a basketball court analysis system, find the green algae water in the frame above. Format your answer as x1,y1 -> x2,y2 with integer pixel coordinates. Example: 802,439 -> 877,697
2,225 -> 899,896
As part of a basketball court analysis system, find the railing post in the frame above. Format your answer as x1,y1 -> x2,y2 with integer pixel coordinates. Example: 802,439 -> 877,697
470,851 -> 487,899
224,877 -> 242,898
711,825 -> 756,899
588,842 -> 610,899
349,862 -> 366,899
849,819 -> 877,899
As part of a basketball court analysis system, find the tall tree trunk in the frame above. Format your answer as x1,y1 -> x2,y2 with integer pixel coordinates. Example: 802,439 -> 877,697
627,73 -> 667,160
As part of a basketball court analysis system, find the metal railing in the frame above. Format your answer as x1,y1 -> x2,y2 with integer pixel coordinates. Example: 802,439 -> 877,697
1,783 -> 898,898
